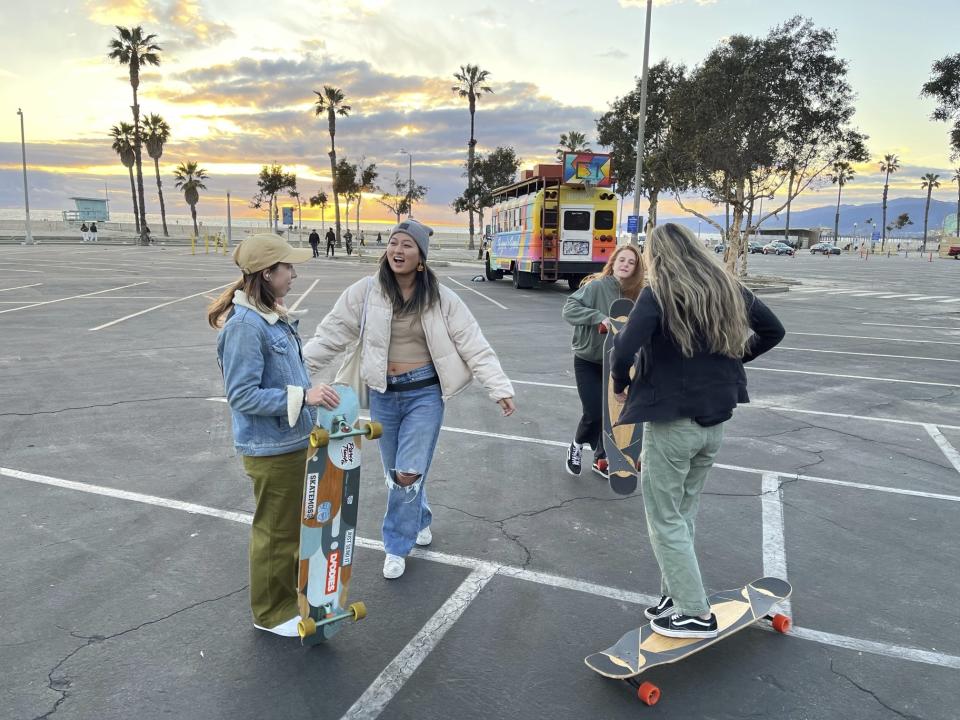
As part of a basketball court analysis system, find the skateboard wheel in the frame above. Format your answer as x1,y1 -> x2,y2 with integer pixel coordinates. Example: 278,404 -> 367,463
364,422 -> 383,440
349,601 -> 367,621
637,681 -> 660,706
310,428 -> 330,448
771,613 -> 791,634
298,617 -> 317,639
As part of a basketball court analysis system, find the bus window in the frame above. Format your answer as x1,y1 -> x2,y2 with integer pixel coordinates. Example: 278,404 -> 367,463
564,210 -> 591,231
595,210 -> 614,231
543,208 -> 558,228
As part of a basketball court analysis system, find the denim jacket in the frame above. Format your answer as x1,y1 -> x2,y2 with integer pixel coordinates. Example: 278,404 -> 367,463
217,292 -> 314,456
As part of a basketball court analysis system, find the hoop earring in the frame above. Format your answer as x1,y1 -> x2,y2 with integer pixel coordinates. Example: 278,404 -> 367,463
417,262 -> 425,272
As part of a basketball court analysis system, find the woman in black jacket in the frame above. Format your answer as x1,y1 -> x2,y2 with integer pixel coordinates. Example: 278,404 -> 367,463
612,222 -> 784,639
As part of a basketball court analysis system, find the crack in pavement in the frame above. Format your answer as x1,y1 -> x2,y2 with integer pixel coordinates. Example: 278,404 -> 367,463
829,659 -> 923,720
34,585 -> 247,720
0,396 -> 216,418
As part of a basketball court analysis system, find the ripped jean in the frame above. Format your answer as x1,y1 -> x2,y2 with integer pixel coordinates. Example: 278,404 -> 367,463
370,363 -> 445,557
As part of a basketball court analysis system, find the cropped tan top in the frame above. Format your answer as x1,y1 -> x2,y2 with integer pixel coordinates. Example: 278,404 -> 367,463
388,311 -> 431,364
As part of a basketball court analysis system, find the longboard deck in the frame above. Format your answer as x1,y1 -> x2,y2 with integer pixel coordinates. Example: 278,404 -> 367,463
585,576 -> 792,680
601,297 -> 642,495
298,384 -> 368,643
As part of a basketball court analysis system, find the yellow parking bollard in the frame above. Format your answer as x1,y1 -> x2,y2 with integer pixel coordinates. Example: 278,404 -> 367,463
191,235 -> 196,255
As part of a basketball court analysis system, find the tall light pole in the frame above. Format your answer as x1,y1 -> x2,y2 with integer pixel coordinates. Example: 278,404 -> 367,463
16,108 -> 34,245
226,190 -> 232,247
629,0 -> 653,246
399,148 -> 413,218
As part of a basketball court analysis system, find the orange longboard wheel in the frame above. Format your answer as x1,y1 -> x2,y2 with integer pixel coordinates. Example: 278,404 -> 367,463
349,601 -> 367,621
771,613 -> 792,634
365,422 -> 383,440
298,617 -> 317,639
310,428 -> 330,448
637,681 -> 660,706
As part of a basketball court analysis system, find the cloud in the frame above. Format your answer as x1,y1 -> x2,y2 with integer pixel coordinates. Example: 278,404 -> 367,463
86,0 -> 233,52
618,0 -> 717,6
597,49 -> 628,60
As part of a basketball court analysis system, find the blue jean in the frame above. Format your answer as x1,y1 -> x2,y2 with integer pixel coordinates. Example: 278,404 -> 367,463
370,364 -> 445,556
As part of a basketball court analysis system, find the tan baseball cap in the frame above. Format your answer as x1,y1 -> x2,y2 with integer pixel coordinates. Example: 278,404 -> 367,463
233,233 -> 313,274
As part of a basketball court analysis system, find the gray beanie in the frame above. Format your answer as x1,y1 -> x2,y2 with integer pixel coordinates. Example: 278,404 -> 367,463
389,219 -> 433,261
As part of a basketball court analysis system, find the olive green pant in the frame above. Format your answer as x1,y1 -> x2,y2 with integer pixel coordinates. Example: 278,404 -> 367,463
640,418 -> 724,617
242,447 -> 308,628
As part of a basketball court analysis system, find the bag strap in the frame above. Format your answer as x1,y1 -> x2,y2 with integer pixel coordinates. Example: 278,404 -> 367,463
358,276 -> 373,338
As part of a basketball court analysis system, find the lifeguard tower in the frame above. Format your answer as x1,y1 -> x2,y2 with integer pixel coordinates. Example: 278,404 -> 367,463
62,197 -> 109,223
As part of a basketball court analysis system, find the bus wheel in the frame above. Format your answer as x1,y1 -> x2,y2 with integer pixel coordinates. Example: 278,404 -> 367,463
485,254 -> 503,281
567,275 -> 585,291
512,268 -> 535,289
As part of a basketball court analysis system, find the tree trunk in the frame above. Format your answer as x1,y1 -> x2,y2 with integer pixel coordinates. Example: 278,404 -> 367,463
131,85 -> 148,245
329,125 -> 341,246
956,182 -> 960,238
190,203 -> 198,236
881,172 -> 890,252
154,157 -> 169,236
356,191 -> 361,234
784,168 -> 795,246
923,186 -> 932,253
647,190 -> 659,230
724,180 -> 746,274
834,181 -> 842,244
321,205 -> 326,232
127,166 -> 140,234
467,101 -> 476,250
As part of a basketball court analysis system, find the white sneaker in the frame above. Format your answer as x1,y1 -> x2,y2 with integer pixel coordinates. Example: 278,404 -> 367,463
383,553 -> 406,579
253,614 -> 301,637
416,527 -> 432,546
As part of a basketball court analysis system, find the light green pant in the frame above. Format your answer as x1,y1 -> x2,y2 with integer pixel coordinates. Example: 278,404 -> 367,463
640,418 -> 724,616
242,448 -> 308,628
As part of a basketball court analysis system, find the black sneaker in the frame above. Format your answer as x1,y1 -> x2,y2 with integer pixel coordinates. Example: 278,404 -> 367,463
651,612 -> 718,639
592,457 -> 609,478
565,443 -> 583,476
643,595 -> 675,620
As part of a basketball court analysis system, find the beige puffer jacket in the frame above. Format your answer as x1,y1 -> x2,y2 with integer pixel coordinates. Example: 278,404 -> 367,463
303,277 -> 514,402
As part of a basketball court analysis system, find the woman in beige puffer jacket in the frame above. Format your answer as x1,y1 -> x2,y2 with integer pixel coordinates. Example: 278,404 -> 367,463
303,219 -> 515,579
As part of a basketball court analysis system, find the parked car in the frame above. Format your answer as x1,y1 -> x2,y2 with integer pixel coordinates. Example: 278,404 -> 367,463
763,242 -> 795,256
748,241 -> 765,254
948,245 -> 960,259
810,242 -> 841,255
714,243 -> 726,254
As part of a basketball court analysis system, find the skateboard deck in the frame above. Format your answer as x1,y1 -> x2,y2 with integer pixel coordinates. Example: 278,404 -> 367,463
600,297 -> 643,495
296,384 -> 381,645
585,576 -> 792,705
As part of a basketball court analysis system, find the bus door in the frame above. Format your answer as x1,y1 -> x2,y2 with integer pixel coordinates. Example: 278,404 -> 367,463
559,206 -> 593,261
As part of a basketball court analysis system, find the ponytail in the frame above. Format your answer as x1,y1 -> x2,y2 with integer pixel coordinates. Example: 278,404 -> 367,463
207,278 -> 244,329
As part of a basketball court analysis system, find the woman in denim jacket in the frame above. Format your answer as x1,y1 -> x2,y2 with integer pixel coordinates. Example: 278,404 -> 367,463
209,234 -> 340,637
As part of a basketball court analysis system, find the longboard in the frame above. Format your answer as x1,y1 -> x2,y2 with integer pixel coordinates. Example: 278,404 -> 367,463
600,297 -> 643,495
296,384 -> 381,645
585,576 -> 792,705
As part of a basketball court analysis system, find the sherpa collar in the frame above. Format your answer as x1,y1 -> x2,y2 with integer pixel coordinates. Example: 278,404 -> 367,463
233,290 -> 306,325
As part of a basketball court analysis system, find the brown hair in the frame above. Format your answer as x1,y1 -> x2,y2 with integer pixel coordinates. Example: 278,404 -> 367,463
207,264 -> 280,329
579,245 -> 644,300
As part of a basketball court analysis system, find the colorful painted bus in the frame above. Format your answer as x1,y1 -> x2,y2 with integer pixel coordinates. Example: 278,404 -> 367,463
484,153 -> 619,291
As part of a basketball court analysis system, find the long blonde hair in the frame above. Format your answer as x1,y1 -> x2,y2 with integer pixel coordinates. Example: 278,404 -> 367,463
207,264 -> 279,329
580,245 -> 644,300
644,223 -> 749,358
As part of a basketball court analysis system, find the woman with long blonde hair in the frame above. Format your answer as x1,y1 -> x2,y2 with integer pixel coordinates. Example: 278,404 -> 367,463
561,245 -> 643,477
611,223 -> 784,639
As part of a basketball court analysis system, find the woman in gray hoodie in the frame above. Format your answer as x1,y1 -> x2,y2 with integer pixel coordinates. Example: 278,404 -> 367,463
561,245 -> 643,477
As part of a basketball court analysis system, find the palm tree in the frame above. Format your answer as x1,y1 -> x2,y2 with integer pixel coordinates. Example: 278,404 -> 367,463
829,161 -> 855,245
142,113 -> 171,237
313,86 -> 351,246
452,64 -> 493,250
109,123 -> 140,234
356,160 -> 378,234
879,153 -> 900,251
173,161 -> 208,237
309,190 -> 329,232
556,131 -> 591,160
921,173 -> 941,253
952,168 -> 960,239
108,26 -> 161,245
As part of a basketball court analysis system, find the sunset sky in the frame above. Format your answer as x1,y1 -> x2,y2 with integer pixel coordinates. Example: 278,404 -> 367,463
1,0 -> 958,229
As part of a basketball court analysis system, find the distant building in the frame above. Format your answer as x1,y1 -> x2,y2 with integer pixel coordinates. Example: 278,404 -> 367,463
63,197 -> 109,222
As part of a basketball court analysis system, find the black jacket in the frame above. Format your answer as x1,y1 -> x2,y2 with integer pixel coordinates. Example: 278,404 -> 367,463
611,286 -> 784,426
309,231 -> 320,245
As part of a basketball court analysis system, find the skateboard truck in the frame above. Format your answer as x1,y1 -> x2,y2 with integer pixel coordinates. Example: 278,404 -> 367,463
298,601 -> 368,643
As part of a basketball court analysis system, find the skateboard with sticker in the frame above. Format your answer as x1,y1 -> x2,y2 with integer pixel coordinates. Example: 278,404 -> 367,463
598,297 -> 643,495
296,383 -> 382,645
585,576 -> 792,705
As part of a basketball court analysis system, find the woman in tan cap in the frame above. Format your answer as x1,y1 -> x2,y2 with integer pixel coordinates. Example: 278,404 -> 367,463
304,219 -> 516,580
208,233 -> 340,637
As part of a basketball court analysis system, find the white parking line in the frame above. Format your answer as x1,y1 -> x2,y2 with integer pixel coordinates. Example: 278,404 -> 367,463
844,291 -> 887,297
89,283 -> 233,331
872,294 -> 924,299
761,473 -> 791,617
775,347 -> 960,363
863,323 -> 960,330
908,295 -> 950,301
924,425 -> 960,476
938,298 -> 960,303
748,366 -> 960,389
288,278 -> 319,312
0,283 -> 42,293
2,466 -> 957,671
0,282 -> 147,315
446,277 -> 509,310
788,332 -> 960,347
751,404 -> 960,431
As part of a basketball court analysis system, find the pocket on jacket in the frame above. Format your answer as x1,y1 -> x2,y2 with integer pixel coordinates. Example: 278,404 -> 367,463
270,337 -> 289,355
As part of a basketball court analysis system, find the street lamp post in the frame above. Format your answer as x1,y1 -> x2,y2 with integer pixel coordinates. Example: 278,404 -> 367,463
16,108 -> 34,245
399,149 -> 413,218
226,191 -> 232,248
629,0 -> 653,246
